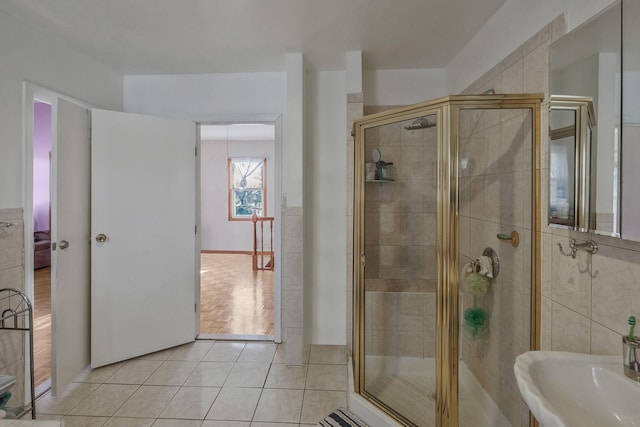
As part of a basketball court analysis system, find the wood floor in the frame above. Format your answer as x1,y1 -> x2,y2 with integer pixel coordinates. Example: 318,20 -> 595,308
33,266 -> 52,388
31,253 -> 273,390
200,253 -> 274,336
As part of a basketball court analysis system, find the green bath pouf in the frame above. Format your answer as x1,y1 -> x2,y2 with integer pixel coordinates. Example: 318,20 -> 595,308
0,391 -> 10,409
464,306 -> 487,339
463,272 -> 489,297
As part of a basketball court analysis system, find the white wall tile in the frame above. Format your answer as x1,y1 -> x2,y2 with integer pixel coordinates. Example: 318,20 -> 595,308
551,302 -> 590,353
551,235 -> 592,316
591,246 -> 640,334
0,221 -> 24,271
590,321 -> 622,356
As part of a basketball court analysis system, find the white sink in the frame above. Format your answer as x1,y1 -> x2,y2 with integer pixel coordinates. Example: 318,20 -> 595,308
514,351 -> 640,427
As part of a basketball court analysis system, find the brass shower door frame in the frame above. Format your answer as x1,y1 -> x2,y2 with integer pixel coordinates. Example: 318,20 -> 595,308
352,94 -> 543,427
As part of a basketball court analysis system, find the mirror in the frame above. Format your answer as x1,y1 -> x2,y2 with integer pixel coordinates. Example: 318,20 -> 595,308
549,96 -> 595,231
622,0 -> 640,240
549,0 -> 622,237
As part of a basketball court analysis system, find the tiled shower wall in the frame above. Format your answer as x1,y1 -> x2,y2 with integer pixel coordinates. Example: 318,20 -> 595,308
0,208 -> 26,406
457,16 -> 566,427
361,116 -> 438,358
458,107 -> 533,427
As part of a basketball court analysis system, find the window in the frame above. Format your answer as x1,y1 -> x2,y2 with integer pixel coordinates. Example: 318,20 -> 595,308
228,157 -> 266,220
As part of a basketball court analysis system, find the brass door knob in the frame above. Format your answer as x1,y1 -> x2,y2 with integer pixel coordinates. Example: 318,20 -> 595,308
95,233 -> 107,243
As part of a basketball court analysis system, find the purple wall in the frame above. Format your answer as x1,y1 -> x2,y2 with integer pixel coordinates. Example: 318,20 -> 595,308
33,102 -> 52,232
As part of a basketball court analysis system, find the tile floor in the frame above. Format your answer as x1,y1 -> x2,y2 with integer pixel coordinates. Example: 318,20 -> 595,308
35,341 -> 348,427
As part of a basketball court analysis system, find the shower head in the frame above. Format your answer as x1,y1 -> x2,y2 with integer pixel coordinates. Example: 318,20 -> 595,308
404,117 -> 436,130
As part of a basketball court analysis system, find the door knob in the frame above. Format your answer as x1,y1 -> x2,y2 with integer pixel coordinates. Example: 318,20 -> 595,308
59,240 -> 70,250
95,233 -> 107,243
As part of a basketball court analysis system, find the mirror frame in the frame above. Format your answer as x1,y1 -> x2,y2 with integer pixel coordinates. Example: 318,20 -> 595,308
548,95 -> 596,232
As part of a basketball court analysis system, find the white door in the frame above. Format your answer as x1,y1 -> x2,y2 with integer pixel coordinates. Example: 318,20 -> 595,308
91,109 -> 197,368
50,98 -> 91,396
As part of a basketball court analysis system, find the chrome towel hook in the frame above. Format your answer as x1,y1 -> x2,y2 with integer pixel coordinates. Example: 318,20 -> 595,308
557,238 -> 598,258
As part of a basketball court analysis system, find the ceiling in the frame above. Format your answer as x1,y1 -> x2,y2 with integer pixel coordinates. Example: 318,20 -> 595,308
0,0 -> 507,74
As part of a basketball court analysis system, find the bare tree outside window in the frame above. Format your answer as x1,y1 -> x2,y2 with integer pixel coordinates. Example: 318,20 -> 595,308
228,157 -> 266,220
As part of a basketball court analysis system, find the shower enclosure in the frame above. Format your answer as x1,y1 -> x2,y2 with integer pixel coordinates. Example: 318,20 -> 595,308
352,94 -> 543,427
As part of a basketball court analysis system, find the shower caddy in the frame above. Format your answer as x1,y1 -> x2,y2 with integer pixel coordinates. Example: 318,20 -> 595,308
0,288 -> 36,419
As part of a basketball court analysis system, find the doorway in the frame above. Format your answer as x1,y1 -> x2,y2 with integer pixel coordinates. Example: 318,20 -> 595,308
24,83 -> 93,399
32,100 -> 52,394
198,122 -> 280,340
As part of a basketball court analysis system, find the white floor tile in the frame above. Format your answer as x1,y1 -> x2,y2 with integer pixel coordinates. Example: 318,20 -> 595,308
264,364 -> 307,389
105,360 -> 162,385
144,361 -> 199,386
60,415 -> 108,426
224,363 -> 270,388
168,341 -> 215,362
159,386 -> 220,419
114,385 -> 179,419
153,420 -> 204,427
250,423 -> 298,427
103,417 -> 156,426
37,383 -> 101,415
201,421 -> 250,427
305,365 -> 347,391
68,384 -> 139,417
183,362 -> 234,387
300,390 -> 347,424
202,342 -> 245,362
253,388 -> 303,423
237,343 -> 277,363
205,387 -> 262,421
34,342 -> 357,426
308,345 -> 347,365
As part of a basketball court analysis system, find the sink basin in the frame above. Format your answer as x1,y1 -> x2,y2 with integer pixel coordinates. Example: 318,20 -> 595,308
514,351 -> 640,427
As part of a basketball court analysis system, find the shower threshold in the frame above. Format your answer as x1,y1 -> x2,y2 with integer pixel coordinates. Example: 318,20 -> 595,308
350,356 -> 511,427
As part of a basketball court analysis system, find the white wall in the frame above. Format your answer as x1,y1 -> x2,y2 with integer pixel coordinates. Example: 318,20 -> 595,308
305,70 -> 347,343
0,7 -> 123,208
363,69 -> 447,105
124,73 -> 286,120
446,0 -> 616,93
200,139 -> 275,251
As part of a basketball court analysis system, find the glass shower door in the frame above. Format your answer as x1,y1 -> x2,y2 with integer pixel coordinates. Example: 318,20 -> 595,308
353,94 -> 542,427
360,113 -> 439,427
457,106 -> 535,427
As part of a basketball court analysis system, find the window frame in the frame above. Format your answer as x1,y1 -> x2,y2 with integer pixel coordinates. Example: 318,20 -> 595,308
227,157 -> 267,221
